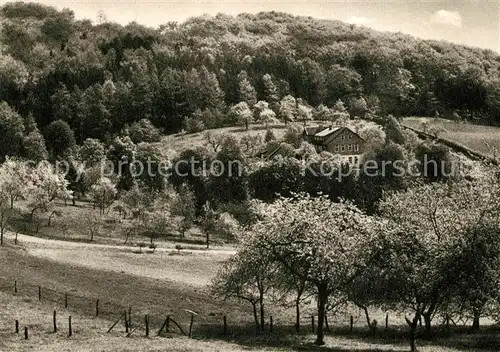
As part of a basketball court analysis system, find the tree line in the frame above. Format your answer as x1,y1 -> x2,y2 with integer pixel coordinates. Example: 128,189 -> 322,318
1,3 -> 500,152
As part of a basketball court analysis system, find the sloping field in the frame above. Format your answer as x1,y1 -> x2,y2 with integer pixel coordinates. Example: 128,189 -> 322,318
0,291 -> 275,352
0,246 -> 248,330
403,117 -> 500,159
161,124 -> 289,152
1,236 -> 499,351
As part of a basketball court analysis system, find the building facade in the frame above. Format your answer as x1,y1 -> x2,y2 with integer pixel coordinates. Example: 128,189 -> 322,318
303,125 -> 366,165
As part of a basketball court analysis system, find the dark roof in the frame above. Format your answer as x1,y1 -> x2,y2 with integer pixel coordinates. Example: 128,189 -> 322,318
303,126 -> 324,136
255,143 -> 282,160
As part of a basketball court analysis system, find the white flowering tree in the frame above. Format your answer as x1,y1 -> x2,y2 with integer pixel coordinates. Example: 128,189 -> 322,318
211,243 -> 277,331
371,177 -> 500,351
28,162 -> 73,223
88,177 -> 117,215
0,158 -> 31,209
230,101 -> 254,131
278,95 -> 297,125
250,194 -> 383,345
0,185 -> 10,245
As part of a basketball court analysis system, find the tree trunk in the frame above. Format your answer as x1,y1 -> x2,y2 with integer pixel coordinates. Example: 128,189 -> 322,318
29,207 -> 38,222
410,326 -> 417,352
406,312 -> 420,352
206,231 -> 210,249
423,312 -> 432,339
259,298 -> 265,331
314,283 -> 328,345
48,211 -> 55,227
0,227 -> 3,246
472,308 -> 481,331
252,302 -> 259,332
363,306 -> 376,335
295,298 -> 301,333
245,120 -> 249,131
472,316 -> 480,330
10,196 -> 14,209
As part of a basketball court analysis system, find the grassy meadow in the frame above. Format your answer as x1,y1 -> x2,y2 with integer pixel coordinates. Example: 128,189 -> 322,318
402,117 -> 500,159
1,233 -> 500,351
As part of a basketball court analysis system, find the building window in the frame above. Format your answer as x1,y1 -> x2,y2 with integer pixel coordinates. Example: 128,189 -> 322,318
341,145 -> 345,152
354,144 -> 359,152
335,145 -> 339,152
347,144 -> 352,151
348,135 -> 352,140
349,157 -> 353,163
341,135 -> 345,140
355,156 -> 359,164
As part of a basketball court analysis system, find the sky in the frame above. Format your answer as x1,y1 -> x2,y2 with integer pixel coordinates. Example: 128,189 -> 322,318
9,0 -> 500,52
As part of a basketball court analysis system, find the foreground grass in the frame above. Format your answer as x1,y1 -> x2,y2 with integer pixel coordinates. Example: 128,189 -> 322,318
2,287 -> 499,352
2,243 -> 500,351
403,117 -> 500,158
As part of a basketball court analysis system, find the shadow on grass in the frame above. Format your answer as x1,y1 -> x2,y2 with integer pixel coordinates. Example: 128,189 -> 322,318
192,322 -> 500,352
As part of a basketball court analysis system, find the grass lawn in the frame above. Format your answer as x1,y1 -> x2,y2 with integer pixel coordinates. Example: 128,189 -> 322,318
402,117 -> 500,158
2,285 -> 499,352
161,123 -> 290,152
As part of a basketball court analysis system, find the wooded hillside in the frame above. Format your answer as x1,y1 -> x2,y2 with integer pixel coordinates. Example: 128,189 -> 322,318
1,2 -> 500,146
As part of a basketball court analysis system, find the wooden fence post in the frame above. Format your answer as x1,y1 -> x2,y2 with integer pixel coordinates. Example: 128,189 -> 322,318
223,315 -> 227,335
53,310 -> 57,333
145,315 -> 149,337
350,315 -> 354,333
311,316 -> 315,333
15,320 -> 19,333
270,316 -> 273,333
385,313 -> 389,330
38,286 -> 41,301
188,314 -> 194,338
65,293 -> 68,308
95,299 -> 99,317
128,306 -> 132,327
157,315 -> 170,336
15,232 -> 18,245
124,310 -> 129,333
68,316 -> 72,337
107,313 -> 125,333
24,327 -> 28,340
14,280 -> 17,294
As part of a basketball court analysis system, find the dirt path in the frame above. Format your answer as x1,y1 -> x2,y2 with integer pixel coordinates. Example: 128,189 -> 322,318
3,231 -> 237,254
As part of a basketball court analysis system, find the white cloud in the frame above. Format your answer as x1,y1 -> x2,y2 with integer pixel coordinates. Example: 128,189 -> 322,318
429,10 -> 462,28
345,16 -> 374,26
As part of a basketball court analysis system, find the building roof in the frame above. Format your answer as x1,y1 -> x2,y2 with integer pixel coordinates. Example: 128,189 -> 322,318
303,126 -> 324,136
315,126 -> 341,138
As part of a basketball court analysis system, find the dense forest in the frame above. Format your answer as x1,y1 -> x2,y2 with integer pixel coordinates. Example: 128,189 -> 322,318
0,2 -> 500,149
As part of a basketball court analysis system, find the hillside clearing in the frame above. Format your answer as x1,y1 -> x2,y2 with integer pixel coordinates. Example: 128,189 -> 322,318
402,117 -> 500,158
3,231 -> 233,287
